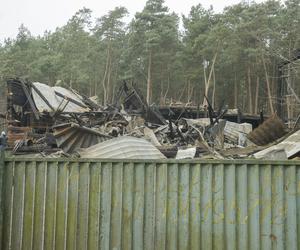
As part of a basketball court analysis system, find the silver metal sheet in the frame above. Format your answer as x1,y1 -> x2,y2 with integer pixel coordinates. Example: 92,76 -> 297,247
254,129 -> 300,159
79,136 -> 166,159
176,147 -> 196,159
31,82 -> 89,112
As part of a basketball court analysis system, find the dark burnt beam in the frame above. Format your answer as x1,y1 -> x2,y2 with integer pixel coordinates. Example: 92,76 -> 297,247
54,91 -> 87,109
30,82 -> 55,111
19,80 -> 40,120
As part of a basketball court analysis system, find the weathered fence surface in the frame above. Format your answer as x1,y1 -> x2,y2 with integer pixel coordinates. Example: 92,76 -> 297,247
0,158 -> 300,250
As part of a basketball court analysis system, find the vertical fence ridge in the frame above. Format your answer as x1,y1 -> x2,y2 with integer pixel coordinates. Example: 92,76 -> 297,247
1,159 -> 300,250
297,167 -> 300,249
100,162 -> 112,250
22,161 -> 36,250
87,162 -> 101,250
144,162 -> 155,250
189,163 -> 200,250
0,152 -> 4,248
11,161 -> 26,250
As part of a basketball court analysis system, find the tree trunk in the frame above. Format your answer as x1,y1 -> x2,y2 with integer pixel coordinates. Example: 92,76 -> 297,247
212,67 -> 216,109
146,50 -> 152,105
187,80 -> 190,103
106,54 -> 113,103
187,80 -> 194,103
179,80 -> 187,102
287,95 -> 292,128
89,79 -> 92,97
69,72 -> 73,88
163,72 -> 170,104
203,52 -> 218,106
203,63 -> 207,91
261,54 -> 274,114
234,73 -> 238,108
160,79 -> 164,105
254,76 -> 259,114
102,43 -> 111,106
111,63 -> 119,104
159,67 -> 164,105
94,69 -> 97,96
248,66 -> 253,114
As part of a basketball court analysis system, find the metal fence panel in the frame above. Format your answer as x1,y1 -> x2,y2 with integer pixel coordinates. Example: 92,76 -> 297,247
1,158 -> 300,250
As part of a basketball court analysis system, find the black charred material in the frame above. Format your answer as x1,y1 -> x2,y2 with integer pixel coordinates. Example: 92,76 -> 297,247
122,85 -> 167,125
54,91 -> 87,109
204,95 -> 214,125
19,80 -> 40,120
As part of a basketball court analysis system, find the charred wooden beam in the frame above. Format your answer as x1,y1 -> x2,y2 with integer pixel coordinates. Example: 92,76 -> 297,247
29,82 -> 55,111
19,80 -> 40,120
54,91 -> 87,109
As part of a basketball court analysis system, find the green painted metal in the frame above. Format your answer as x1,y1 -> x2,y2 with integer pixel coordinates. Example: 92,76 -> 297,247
1,158 -> 300,250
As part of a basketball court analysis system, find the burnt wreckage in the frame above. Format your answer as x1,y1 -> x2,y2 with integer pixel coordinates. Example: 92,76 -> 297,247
5,79 -> 169,154
5,78 -> 297,160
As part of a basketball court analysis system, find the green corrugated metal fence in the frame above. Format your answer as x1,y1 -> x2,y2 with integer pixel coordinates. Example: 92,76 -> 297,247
0,158 -> 300,249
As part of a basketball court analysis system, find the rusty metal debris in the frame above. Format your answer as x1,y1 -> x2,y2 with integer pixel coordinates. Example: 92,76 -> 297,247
53,123 -> 112,153
2,78 -> 295,160
247,114 -> 287,146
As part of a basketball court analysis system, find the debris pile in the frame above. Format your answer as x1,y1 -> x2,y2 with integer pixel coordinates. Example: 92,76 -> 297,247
3,78 -> 297,160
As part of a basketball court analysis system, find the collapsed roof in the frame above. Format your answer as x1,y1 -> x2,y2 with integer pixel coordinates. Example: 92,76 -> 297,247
31,82 -> 90,113
5,78 -> 292,160
7,79 -> 92,115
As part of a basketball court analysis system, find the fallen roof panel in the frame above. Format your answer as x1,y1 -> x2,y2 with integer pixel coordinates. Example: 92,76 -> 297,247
78,136 -> 166,159
53,123 -> 112,153
32,82 -> 90,113
254,129 -> 300,159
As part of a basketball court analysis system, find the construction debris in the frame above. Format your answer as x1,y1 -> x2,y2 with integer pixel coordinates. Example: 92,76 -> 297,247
247,114 -> 287,146
53,123 -> 112,153
254,129 -> 300,159
3,78 -> 296,160
176,147 -> 196,159
78,136 -> 166,159
31,82 -> 90,112
224,121 -> 252,147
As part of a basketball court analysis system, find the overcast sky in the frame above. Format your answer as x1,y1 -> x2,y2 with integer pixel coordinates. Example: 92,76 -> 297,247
0,0 -> 260,42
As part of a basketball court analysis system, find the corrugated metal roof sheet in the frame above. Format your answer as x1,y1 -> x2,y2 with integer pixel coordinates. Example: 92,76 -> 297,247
79,136 -> 166,159
31,82 -> 90,112
254,129 -> 300,159
53,123 -> 111,153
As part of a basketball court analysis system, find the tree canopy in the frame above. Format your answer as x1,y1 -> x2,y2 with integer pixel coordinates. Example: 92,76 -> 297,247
1,0 -> 300,116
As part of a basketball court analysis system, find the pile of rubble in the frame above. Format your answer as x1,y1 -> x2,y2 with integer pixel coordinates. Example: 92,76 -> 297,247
3,78 -> 299,160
